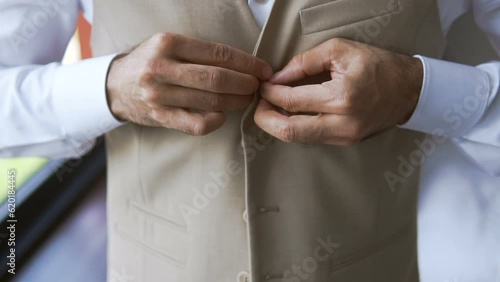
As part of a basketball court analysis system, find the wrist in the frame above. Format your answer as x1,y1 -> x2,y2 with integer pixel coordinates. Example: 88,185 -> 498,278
398,55 -> 423,124
106,53 -> 129,122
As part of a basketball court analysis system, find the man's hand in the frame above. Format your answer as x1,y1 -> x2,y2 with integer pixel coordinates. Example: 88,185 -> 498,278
254,38 -> 423,145
107,33 -> 273,135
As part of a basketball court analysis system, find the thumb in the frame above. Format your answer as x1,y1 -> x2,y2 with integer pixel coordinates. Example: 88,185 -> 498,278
271,38 -> 348,85
270,58 -> 308,85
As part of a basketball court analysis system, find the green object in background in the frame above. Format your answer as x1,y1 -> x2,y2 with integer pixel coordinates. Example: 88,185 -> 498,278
0,158 -> 48,203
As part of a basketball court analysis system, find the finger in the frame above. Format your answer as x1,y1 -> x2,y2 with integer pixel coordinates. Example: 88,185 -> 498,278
150,82 -> 253,111
260,82 -> 345,114
158,63 -> 260,95
254,99 -> 361,145
169,35 -> 273,80
254,99 -> 324,143
153,107 -> 225,136
271,38 -> 349,84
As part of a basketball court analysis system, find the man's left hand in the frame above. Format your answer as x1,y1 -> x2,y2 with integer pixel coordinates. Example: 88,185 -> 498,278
254,38 -> 423,145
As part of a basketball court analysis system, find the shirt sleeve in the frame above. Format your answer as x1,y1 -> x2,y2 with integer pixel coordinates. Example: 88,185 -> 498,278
400,0 -> 500,176
0,0 -> 122,159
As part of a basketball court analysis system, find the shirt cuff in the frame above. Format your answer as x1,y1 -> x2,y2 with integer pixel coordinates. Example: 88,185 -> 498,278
400,55 -> 491,137
52,54 -> 125,143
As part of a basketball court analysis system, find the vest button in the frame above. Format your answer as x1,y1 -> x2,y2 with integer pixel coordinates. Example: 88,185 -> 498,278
243,210 -> 248,223
237,271 -> 250,282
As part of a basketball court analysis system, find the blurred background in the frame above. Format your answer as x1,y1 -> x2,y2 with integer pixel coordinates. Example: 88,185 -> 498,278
0,11 -> 498,282
0,13 -> 108,282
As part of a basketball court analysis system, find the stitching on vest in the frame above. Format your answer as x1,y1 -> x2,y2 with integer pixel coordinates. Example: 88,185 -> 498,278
300,0 -> 401,35
329,223 -> 413,273
137,126 -> 149,204
114,224 -> 187,268
411,0 -> 445,54
129,200 -> 188,232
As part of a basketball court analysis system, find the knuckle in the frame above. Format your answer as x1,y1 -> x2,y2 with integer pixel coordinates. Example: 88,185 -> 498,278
208,69 -> 222,91
143,60 -> 161,76
184,67 -> 208,86
191,121 -> 210,136
139,70 -> 154,86
151,32 -> 177,52
283,94 -> 298,112
204,95 -> 222,110
212,43 -> 233,63
144,87 -> 162,103
143,87 -> 156,102
150,109 -> 169,124
328,38 -> 344,48
348,123 -> 365,141
337,81 -> 356,113
276,123 -> 296,143
169,64 -> 187,82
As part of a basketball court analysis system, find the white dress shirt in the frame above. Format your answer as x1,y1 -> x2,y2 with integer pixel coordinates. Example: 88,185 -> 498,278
0,0 -> 499,280
0,0 -> 499,163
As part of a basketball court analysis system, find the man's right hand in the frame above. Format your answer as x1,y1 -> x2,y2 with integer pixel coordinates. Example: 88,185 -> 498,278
106,33 -> 273,135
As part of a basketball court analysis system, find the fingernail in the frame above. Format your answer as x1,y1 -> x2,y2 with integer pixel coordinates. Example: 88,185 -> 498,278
270,71 -> 283,83
262,66 -> 273,80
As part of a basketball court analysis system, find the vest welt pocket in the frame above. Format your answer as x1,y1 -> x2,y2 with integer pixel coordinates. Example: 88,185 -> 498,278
299,0 -> 401,35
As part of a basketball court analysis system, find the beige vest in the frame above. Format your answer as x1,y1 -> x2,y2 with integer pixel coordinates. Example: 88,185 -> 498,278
92,1 -> 445,281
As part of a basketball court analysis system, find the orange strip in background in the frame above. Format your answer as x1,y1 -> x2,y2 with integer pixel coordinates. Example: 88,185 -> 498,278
77,12 -> 93,59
